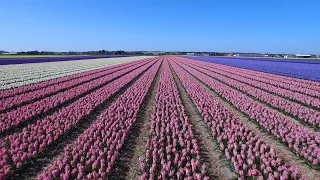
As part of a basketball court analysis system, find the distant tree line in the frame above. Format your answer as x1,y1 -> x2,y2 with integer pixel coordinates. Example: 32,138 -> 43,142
10,50 -> 248,56
17,51 -> 54,55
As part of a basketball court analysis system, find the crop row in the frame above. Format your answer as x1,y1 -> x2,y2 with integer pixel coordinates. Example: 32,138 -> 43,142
0,56 -> 140,82
181,59 -> 320,110
170,58 -> 301,179
0,55 -> 128,65
0,59 -> 158,179
0,57 -> 150,100
177,59 -> 320,128
196,61 -> 320,98
37,58 -> 162,179
174,57 -> 320,166
0,56 -> 152,90
187,56 -> 320,83
0,59 -> 154,134
187,57 -> 320,92
140,59 -> 207,180
0,59 -> 149,112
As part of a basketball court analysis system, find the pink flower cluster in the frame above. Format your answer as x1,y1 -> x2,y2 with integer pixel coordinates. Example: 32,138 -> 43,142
174,58 -> 320,166
0,59 -> 146,112
0,60 -> 150,133
180,59 -> 320,109
178,59 -> 320,128
37,59 -> 162,179
191,60 -> 320,98
170,58 -> 302,180
0,140 -> 11,179
140,60 -> 208,180
0,60 -> 157,178
0,58 -> 151,99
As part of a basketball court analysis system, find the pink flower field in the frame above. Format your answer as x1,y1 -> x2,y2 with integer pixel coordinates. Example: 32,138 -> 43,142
0,56 -> 319,180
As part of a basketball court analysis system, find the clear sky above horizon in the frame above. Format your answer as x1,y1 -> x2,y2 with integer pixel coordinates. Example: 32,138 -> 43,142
1,0 -> 319,54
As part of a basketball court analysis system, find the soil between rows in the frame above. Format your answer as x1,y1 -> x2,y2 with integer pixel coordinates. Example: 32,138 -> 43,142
8,60 -> 159,180
108,60 -> 162,180
179,60 -> 320,133
187,61 -> 320,99
0,60 -> 147,114
175,59 -> 320,180
0,59 -> 146,92
0,59 -> 151,100
169,61 -> 234,180
0,61 -> 151,138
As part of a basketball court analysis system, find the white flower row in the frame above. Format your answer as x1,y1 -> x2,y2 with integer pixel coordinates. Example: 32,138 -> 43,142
0,56 -> 155,90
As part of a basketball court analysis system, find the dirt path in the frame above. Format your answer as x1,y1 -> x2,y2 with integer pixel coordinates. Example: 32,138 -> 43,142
9,61 -> 158,180
108,62 -> 162,180
170,62 -> 234,180
181,64 -> 320,180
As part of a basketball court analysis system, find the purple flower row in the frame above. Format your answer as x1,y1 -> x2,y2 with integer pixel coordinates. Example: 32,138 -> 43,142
182,60 -> 320,109
0,55 -> 128,65
197,62 -> 320,98
187,56 -> 320,82
177,59 -> 320,128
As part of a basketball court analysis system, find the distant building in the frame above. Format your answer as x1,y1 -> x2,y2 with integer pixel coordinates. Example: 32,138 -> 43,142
0,50 -> 9,55
295,54 -> 311,58
201,53 -> 210,56
0,51 -> 17,55
142,51 -> 165,55
234,53 -> 264,57
186,53 -> 196,56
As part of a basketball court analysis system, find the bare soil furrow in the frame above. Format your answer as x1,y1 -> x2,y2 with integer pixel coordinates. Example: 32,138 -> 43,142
8,60 -> 158,180
179,63 -> 320,180
169,61 -> 234,180
0,60 -> 147,114
0,61 -> 150,138
180,61 -> 320,133
0,60 -> 144,100
108,61 -> 162,180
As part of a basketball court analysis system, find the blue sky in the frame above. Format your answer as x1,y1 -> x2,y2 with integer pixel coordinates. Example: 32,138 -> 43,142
0,0 -> 319,54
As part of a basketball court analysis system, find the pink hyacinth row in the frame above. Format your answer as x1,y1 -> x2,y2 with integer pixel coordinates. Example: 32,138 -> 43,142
0,59 -> 148,112
0,60 -> 152,134
189,58 -> 320,92
174,58 -> 320,166
37,58 -> 162,179
170,58 -> 302,180
0,59 -> 157,178
176,59 -> 320,128
0,58 -> 151,99
179,59 -> 320,110
193,60 -> 320,98
140,59 -> 208,180
0,140 -> 11,179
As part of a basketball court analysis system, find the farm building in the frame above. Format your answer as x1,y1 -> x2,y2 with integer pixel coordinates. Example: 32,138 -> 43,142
295,54 -> 311,58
